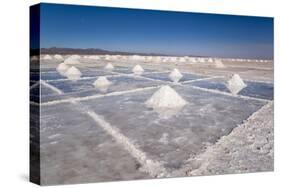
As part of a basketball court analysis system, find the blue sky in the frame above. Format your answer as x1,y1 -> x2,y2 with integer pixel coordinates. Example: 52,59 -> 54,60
38,3 -> 274,59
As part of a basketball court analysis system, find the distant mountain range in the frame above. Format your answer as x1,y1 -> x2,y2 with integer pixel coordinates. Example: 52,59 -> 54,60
36,47 -> 173,57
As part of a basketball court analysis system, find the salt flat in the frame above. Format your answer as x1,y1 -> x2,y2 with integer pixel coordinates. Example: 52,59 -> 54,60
30,55 -> 274,185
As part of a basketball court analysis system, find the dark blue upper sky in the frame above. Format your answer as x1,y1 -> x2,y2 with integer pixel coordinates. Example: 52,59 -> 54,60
39,3 -> 274,59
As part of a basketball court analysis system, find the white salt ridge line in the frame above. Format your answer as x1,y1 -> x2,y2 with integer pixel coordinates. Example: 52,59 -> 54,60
30,101 -> 39,106
181,76 -> 224,84
87,111 -> 168,178
243,78 -> 273,85
40,80 -> 63,94
44,74 -> 124,83
189,85 -> 270,103
41,86 -> 160,106
30,81 -> 40,90
226,65 -> 273,71
41,71 -> 57,74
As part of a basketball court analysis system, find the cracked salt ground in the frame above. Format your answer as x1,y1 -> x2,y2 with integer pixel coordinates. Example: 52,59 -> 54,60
79,85 -> 265,173
40,103 -> 149,185
185,78 -> 273,100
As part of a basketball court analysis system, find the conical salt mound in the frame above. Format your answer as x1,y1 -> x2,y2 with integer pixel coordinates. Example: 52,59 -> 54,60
65,66 -> 82,80
226,74 -> 247,95
169,68 -> 183,82
43,55 -> 52,60
64,57 -> 80,65
145,85 -> 187,109
132,64 -> 144,75
56,63 -> 69,76
215,59 -> 225,68
54,54 -> 64,60
93,76 -> 112,88
104,63 -> 114,70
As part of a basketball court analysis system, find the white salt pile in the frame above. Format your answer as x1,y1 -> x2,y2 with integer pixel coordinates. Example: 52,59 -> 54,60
226,74 -> 247,95
31,56 -> 39,61
145,85 -> 187,109
63,56 -> 81,65
179,57 -> 186,63
93,76 -> 112,88
132,64 -> 144,75
215,59 -> 225,68
43,55 -> 52,60
69,55 -> 81,60
56,63 -> 69,76
65,66 -> 82,80
54,54 -> 64,60
169,68 -> 183,83
104,63 -> 114,70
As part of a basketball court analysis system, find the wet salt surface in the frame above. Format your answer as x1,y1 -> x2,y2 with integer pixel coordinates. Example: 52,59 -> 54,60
40,103 -> 148,185
79,85 -> 265,172
142,72 -> 204,82
186,78 -> 273,100
39,69 -> 117,81
39,76 -> 160,103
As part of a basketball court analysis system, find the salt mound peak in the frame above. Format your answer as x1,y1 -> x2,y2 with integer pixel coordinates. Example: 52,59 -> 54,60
169,68 -> 183,82
54,54 -> 64,60
215,59 -> 225,68
69,55 -> 81,59
226,74 -> 247,95
56,63 -> 69,76
43,55 -> 52,60
132,64 -> 144,75
64,56 -> 81,65
65,66 -> 82,80
93,76 -> 112,88
31,56 -> 39,61
104,63 -> 114,70
145,85 -> 187,109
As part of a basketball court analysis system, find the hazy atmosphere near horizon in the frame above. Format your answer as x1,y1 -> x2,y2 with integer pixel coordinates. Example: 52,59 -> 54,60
37,3 -> 273,59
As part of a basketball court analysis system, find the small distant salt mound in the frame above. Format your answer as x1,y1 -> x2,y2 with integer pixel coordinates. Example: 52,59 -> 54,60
43,55 -> 52,60
208,58 -> 213,63
179,57 -> 186,63
64,56 -> 80,65
215,59 -> 225,68
104,63 -> 114,70
54,54 -> 64,60
169,68 -> 183,83
69,55 -> 81,60
56,63 -> 69,76
89,55 -> 100,60
93,76 -> 112,88
226,74 -> 247,95
146,85 -> 187,109
31,56 -> 39,61
132,64 -> 144,75
65,66 -> 82,80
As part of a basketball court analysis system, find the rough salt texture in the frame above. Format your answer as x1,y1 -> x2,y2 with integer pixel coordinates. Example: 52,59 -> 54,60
175,101 -> 273,176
